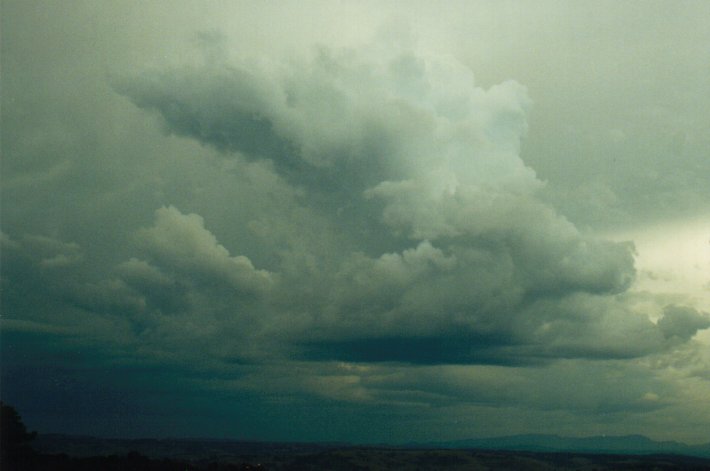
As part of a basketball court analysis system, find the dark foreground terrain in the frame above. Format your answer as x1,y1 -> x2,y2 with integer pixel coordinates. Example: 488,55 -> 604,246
7,436 -> 709,470
4,404 -> 710,470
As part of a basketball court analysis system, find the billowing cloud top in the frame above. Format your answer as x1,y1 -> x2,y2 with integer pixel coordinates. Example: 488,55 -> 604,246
105,42 -> 705,366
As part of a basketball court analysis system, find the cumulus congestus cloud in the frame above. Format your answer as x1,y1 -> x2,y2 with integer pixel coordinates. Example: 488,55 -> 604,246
136,205 -> 273,296
107,42 -> 708,366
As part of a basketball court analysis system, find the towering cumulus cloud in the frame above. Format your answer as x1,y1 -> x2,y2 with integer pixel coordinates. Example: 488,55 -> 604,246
113,41 -> 706,366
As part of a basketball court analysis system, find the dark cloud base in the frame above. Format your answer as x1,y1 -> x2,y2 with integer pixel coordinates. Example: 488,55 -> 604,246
301,334 -> 528,366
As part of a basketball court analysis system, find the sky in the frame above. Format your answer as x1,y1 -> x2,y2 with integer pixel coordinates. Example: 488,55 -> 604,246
1,0 -> 710,445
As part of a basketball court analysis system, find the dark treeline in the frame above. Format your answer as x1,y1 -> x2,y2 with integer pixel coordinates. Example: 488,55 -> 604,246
4,451 -> 265,471
0,402 -> 264,471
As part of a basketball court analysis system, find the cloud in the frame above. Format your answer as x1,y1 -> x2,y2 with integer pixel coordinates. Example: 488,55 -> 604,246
21,234 -> 83,269
114,65 -> 292,165
657,305 -> 710,341
2,37 -> 707,421
2,1 -> 710,442
135,205 -> 273,295
114,45 -> 535,206
105,41 -> 709,367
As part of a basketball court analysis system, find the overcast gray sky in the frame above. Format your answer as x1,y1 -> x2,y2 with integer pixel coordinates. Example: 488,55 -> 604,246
2,0 -> 710,444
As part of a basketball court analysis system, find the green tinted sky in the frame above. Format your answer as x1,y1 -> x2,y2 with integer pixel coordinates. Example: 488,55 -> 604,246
2,0 -> 709,444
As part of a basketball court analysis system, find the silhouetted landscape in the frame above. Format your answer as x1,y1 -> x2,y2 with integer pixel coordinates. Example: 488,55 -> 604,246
4,403 -> 710,470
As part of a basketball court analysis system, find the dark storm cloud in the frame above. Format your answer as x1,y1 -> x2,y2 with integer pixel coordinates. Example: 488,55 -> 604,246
658,305 -> 710,341
3,0 -> 710,444
106,43 -> 709,366
3,33 -> 706,373
114,67 -> 295,166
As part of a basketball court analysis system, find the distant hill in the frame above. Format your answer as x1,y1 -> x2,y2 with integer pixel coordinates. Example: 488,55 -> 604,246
412,434 -> 710,458
34,433 -> 710,459
28,433 -> 710,470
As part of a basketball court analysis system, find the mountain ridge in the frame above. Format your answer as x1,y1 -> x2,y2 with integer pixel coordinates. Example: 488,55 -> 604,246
407,433 -> 710,458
